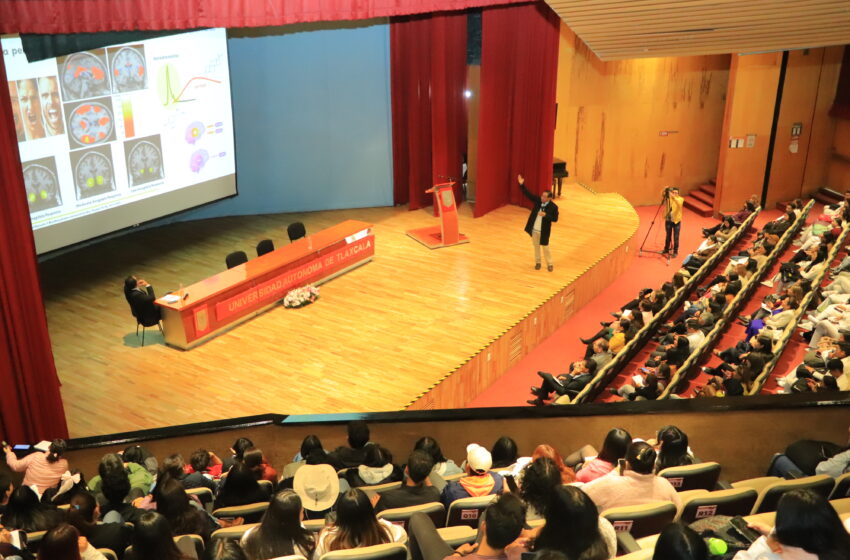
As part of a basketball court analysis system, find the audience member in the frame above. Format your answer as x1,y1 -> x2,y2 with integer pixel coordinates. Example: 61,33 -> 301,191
0,473 -> 12,517
407,493 -> 525,560
66,491 -> 132,559
654,425 -> 694,472
241,489 -> 315,560
157,478 -> 218,543
122,445 -> 158,477
3,439 -> 68,494
768,427 -> 850,478
734,489 -> 850,560
652,523 -> 707,560
211,540 -> 249,560
582,442 -> 681,512
329,421 -> 374,470
490,437 -> 519,470
414,437 -> 463,478
37,523 -> 109,560
214,462 -> 269,511
313,489 -> 406,558
96,457 -> 146,524
124,511 -> 191,560
281,436 -> 325,480
345,445 -> 403,488
1,485 -> 63,532
530,444 -> 575,483
87,453 -> 153,504
242,448 -> 278,483
292,462 -> 340,520
182,449 -> 219,491
374,450 -> 440,513
575,428 -> 632,483
524,486 -> 615,560
441,444 -> 504,507
528,359 -> 598,405
519,457 -> 562,519
222,437 -> 254,472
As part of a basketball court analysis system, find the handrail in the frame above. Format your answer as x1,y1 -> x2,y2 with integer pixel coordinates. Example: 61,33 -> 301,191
749,217 -> 850,395
567,206 -> 761,405
659,200 -> 815,398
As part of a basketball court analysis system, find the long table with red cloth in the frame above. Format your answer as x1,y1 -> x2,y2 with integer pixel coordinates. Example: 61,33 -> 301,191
156,220 -> 374,349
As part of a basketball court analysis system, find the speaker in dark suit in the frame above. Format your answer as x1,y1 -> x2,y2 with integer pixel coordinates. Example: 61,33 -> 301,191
518,174 -> 558,271
124,275 -> 162,327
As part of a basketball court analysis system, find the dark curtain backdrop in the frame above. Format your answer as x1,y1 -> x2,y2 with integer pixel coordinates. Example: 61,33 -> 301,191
475,2 -> 559,217
391,12 -> 467,210
0,53 -> 69,441
0,0 -> 516,34
829,46 -> 850,120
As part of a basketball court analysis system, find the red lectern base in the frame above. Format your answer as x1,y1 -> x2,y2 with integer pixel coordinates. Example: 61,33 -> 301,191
406,226 -> 470,249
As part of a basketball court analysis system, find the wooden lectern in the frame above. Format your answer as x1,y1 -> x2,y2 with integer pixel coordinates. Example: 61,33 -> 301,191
406,182 -> 470,249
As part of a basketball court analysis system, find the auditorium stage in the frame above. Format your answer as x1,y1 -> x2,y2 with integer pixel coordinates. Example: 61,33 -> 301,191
40,184 -> 638,437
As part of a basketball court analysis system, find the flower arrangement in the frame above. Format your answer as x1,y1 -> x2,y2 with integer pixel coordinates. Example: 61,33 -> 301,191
283,285 -> 320,308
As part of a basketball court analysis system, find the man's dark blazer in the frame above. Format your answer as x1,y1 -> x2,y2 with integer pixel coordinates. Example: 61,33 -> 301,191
520,181 -> 559,245
126,286 -> 161,326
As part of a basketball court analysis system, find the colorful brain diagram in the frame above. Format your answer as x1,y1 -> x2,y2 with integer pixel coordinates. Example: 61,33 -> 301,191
65,98 -> 116,149
125,135 -> 165,187
71,145 -> 116,200
109,46 -> 147,93
59,51 -> 111,101
22,157 -> 62,213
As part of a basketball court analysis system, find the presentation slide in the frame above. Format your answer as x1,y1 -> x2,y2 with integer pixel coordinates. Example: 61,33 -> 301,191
2,28 -> 237,254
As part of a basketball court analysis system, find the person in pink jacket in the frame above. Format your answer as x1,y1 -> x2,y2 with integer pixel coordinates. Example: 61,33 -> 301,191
581,441 -> 681,513
4,439 -> 69,494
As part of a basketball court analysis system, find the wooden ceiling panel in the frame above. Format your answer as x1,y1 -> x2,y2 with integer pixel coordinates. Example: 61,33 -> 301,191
545,0 -> 850,60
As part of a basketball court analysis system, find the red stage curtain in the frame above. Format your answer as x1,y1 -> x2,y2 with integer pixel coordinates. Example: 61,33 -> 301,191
0,0 -> 515,34
391,12 -> 467,210
475,2 -> 559,217
0,54 -> 69,441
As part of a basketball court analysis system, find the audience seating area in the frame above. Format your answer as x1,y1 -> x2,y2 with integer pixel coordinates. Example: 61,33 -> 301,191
3,414 -> 850,560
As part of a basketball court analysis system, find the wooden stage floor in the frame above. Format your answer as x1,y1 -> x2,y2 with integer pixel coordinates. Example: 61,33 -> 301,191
40,185 -> 638,437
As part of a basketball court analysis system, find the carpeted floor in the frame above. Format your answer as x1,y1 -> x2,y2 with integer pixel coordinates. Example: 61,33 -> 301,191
468,204 -> 785,408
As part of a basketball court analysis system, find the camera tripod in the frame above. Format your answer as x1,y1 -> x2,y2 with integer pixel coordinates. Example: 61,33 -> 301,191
638,190 -> 672,265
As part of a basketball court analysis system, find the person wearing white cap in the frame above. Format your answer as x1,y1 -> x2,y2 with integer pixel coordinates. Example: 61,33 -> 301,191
440,444 -> 503,508
293,463 -> 341,520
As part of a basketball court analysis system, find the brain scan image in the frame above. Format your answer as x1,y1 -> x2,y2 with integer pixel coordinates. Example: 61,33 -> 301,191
110,46 -> 147,93
59,51 -> 111,101
73,148 -> 115,200
22,158 -> 62,213
66,99 -> 115,148
126,137 -> 164,187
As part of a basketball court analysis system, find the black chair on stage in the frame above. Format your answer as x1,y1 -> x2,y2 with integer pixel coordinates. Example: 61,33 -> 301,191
256,239 -> 275,256
287,222 -> 306,242
225,250 -> 248,269
125,292 -> 162,347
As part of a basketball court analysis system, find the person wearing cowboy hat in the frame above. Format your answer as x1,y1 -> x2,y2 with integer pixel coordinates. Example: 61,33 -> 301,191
440,444 -> 503,508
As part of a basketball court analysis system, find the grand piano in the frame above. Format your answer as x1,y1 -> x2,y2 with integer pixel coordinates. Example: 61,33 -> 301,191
552,158 -> 569,197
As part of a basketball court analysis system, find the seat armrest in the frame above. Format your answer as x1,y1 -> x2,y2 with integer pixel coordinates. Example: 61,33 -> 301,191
715,480 -> 733,490
617,532 -> 640,554
785,468 -> 806,479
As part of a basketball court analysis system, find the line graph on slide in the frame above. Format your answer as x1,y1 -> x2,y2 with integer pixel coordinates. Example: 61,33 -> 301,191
157,62 -> 222,108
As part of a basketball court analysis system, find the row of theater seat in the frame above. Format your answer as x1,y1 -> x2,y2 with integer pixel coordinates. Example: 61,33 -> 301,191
565,205 -> 762,405
659,200 -> 816,398
748,217 -> 850,394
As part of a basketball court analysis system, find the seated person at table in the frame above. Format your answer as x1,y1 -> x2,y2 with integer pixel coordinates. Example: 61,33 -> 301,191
440,444 -> 503,507
124,275 -> 162,324
373,450 -> 440,513
527,359 -> 598,405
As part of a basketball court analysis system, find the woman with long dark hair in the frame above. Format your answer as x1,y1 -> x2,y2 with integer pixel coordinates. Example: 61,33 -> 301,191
214,462 -> 270,510
490,437 -> 519,469
241,490 -> 315,560
157,478 -> 217,543
528,486 -> 615,560
1,485 -> 62,532
3,439 -> 69,493
736,489 -> 850,560
414,437 -> 462,477
575,428 -> 632,483
655,425 -> 694,472
313,489 -> 406,557
125,511 -> 191,560
37,523 -> 109,560
242,448 -> 277,483
66,491 -> 132,556
345,446 -> 403,488
520,457 -> 561,519
652,523 -> 707,560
